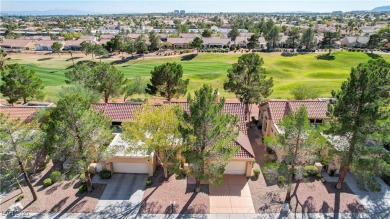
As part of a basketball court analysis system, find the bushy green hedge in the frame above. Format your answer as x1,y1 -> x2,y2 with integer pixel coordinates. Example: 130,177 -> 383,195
43,178 -> 52,187
15,195 -> 25,202
253,168 -> 261,177
78,184 -> 87,193
50,171 -> 62,183
146,177 -> 153,186
303,165 -> 319,177
99,170 -> 112,179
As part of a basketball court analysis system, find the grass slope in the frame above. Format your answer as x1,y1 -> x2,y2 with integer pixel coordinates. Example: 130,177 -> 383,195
3,52 -> 390,101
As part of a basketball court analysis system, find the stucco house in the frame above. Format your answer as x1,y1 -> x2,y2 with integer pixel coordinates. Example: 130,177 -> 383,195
35,40 -> 65,51
259,100 -> 331,161
340,36 -> 370,48
166,38 -> 193,49
0,39 -> 36,51
92,101 -> 255,177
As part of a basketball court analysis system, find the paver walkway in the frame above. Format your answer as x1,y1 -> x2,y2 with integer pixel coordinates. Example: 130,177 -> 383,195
209,175 -> 255,214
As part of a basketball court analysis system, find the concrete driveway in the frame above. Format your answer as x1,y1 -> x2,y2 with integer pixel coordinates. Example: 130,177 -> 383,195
93,173 -> 148,215
209,175 -> 255,213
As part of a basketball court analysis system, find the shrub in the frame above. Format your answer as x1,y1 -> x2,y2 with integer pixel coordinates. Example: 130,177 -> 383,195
253,168 -> 261,177
99,170 -> 112,179
316,173 -> 322,179
78,184 -> 87,193
278,176 -> 287,185
303,165 -> 319,177
15,195 -> 25,202
43,178 -> 52,187
50,171 -> 62,183
146,178 -> 153,186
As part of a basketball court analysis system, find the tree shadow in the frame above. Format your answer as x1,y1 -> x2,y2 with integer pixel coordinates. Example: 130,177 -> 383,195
32,166 -> 56,188
45,184 -> 62,195
366,53 -> 382,59
37,57 -> 53,61
180,54 -> 197,61
316,54 -> 335,60
65,60 -> 96,69
110,56 -> 138,65
0,192 -> 22,205
258,191 -> 284,213
65,57 -> 82,62
281,52 -> 298,57
302,196 -> 316,215
50,197 -> 69,212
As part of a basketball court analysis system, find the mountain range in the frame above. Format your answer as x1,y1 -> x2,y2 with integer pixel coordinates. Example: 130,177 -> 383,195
1,6 -> 389,16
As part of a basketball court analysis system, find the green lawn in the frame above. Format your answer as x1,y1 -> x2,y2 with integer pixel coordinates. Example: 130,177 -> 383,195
4,52 -> 390,101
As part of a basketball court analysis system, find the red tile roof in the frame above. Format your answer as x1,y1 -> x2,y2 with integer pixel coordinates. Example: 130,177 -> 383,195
93,102 -> 254,159
235,131 -> 255,158
265,100 -> 329,124
92,103 -> 143,122
0,107 -> 39,123
165,101 -> 247,134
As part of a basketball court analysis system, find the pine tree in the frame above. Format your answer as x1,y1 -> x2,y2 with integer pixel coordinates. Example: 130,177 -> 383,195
328,58 -> 390,189
224,53 -> 273,123
179,84 -> 239,192
145,62 -> 189,101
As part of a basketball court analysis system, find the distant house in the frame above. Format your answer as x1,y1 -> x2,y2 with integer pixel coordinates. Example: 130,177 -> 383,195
203,37 -> 230,48
0,39 -> 36,51
35,40 -> 64,51
166,38 -> 193,49
340,36 -> 370,47
179,33 -> 200,38
63,39 -> 90,51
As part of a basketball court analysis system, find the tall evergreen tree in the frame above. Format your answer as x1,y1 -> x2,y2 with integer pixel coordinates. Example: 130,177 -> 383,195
265,106 -> 326,202
367,34 -> 381,54
190,37 -> 204,52
0,63 -> 45,104
0,114 -> 44,201
328,58 -> 390,189
265,26 -> 281,50
41,86 -> 112,192
179,84 -> 239,192
301,28 -> 315,51
247,33 -> 260,49
321,31 -> 339,54
224,53 -> 273,122
228,28 -> 240,44
287,27 -> 300,52
148,30 -> 161,52
145,62 -> 189,101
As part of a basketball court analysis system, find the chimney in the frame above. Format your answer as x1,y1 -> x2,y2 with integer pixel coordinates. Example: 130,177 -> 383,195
215,91 -> 220,103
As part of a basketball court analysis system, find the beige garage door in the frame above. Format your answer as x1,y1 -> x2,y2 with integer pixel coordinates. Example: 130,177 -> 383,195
224,161 -> 246,175
113,162 -> 148,174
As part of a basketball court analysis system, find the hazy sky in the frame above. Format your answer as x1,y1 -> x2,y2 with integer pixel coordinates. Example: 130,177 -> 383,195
1,0 -> 389,13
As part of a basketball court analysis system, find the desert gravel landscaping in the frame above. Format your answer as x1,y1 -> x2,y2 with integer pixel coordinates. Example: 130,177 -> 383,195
139,167 -> 210,214
0,163 -> 105,214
